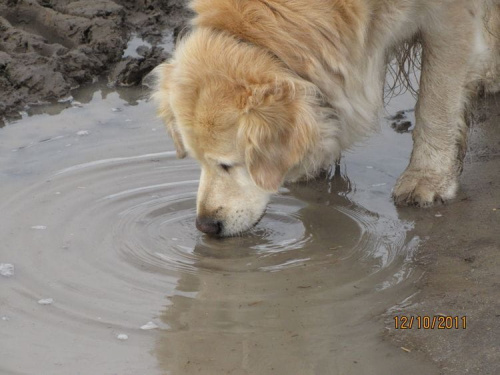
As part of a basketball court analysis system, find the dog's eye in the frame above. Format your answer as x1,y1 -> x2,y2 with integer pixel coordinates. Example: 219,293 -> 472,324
219,163 -> 232,172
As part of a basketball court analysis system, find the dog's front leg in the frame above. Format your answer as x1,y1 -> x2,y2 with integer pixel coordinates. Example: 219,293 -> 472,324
393,5 -> 480,207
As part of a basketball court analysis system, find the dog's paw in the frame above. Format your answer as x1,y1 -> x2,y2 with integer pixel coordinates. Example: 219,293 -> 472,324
393,169 -> 458,207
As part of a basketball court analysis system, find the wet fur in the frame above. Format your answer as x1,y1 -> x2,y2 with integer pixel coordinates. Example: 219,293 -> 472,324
153,0 -> 500,235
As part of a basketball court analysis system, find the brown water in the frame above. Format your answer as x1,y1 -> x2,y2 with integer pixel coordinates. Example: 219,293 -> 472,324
0,83 -> 440,374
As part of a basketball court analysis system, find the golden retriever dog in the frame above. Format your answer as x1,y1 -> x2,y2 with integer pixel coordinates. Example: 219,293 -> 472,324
152,0 -> 500,236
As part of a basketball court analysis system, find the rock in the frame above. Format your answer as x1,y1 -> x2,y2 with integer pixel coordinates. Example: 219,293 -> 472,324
136,45 -> 150,57
391,120 -> 412,133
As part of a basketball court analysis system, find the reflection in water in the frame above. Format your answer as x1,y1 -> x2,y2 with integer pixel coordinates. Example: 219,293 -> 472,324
8,79 -> 150,120
0,83 -> 439,374
154,167 -> 421,374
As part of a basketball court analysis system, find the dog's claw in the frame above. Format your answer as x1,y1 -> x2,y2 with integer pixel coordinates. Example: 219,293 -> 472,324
393,169 -> 458,207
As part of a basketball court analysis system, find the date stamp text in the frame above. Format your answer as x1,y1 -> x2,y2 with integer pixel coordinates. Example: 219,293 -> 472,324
394,315 -> 467,329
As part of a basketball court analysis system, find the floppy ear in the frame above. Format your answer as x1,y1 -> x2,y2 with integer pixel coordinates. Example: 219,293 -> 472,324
239,82 -> 317,191
151,63 -> 187,159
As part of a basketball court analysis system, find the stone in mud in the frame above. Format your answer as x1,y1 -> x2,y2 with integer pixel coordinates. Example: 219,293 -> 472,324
391,120 -> 412,133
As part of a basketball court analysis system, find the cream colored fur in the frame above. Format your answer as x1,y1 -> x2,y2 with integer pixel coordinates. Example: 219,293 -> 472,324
153,0 -> 500,236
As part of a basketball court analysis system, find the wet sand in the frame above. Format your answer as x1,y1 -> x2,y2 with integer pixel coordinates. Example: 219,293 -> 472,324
0,80 -> 499,374
386,95 -> 500,374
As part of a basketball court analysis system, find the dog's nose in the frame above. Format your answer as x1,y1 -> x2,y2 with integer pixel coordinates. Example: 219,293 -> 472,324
196,216 -> 222,235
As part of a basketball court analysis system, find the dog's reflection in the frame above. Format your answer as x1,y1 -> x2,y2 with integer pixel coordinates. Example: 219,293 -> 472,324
153,168 -> 387,374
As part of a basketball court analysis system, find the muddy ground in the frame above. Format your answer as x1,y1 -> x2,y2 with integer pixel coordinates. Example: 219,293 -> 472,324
385,95 -> 500,375
0,0 -> 191,121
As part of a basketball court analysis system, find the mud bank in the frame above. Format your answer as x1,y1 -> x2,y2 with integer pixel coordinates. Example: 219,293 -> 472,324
386,95 -> 500,374
0,0 -> 190,120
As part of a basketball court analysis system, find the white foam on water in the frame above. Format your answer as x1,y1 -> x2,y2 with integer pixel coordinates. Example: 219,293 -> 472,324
37,298 -> 54,305
140,321 -> 158,330
0,263 -> 14,277
31,226 -> 47,230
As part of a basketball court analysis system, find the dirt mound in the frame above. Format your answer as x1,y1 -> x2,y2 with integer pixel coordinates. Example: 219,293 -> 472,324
0,0 -> 191,119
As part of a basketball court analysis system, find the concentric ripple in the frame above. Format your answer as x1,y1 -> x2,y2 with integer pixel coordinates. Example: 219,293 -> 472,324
42,150 -> 413,282
2,148 -> 418,287
0,84 -> 422,375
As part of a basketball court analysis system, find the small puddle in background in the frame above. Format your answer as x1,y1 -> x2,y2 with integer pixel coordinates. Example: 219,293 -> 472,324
0,80 -> 439,374
123,31 -> 175,58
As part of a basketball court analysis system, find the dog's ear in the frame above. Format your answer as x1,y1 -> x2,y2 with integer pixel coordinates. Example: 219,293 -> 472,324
239,82 -> 317,191
238,81 -> 295,114
151,63 -> 187,159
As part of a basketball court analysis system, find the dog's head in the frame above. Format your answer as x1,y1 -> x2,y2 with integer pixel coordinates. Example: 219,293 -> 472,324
153,30 -> 321,236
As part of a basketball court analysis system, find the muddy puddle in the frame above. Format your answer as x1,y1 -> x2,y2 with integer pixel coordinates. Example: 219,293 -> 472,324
0,82 -> 440,374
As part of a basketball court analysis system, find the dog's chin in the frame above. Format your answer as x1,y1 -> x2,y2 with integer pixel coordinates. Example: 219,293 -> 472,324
209,211 -> 266,238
